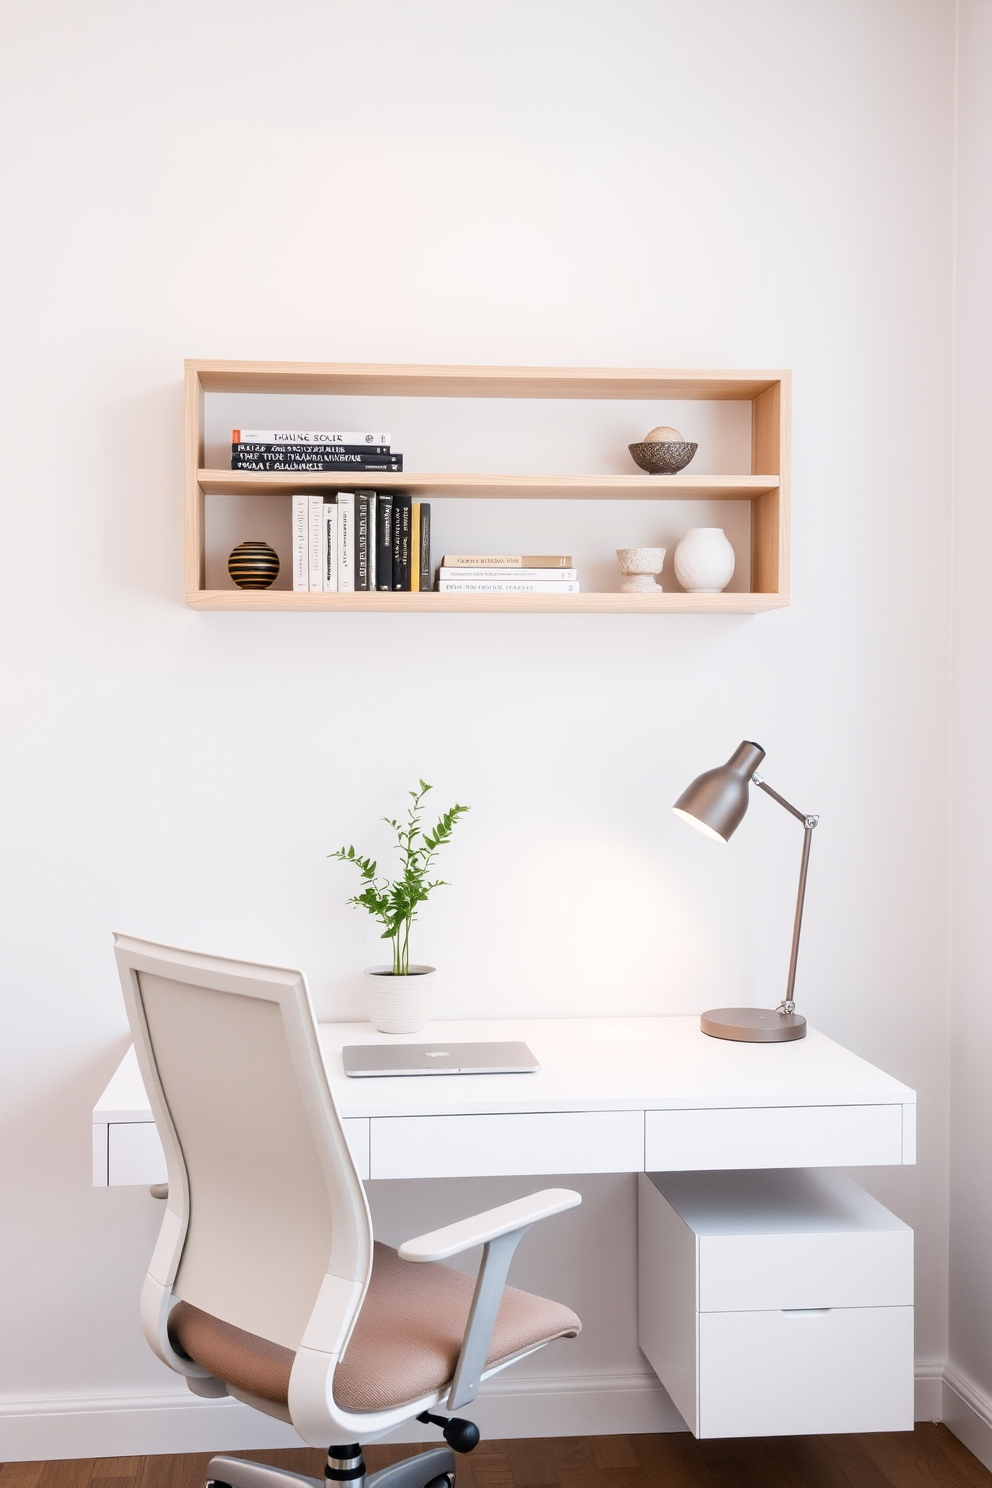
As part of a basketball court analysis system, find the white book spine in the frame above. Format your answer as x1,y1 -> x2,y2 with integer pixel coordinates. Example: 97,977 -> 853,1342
292,495 -> 309,591
438,567 -> 579,581
367,494 -> 377,592
438,580 -> 581,593
235,429 -> 391,446
337,493 -> 355,593
322,504 -> 338,591
308,496 -> 324,591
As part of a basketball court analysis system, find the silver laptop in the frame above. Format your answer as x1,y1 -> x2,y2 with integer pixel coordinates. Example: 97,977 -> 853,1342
342,1041 -> 540,1077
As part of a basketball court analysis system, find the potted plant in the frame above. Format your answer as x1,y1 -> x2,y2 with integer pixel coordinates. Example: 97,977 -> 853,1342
330,780 -> 469,1033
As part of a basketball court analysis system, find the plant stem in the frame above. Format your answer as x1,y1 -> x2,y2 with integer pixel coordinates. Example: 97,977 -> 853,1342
330,781 -> 469,976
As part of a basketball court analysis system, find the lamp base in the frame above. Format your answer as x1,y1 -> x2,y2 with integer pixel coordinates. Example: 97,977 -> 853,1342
700,1006 -> 807,1043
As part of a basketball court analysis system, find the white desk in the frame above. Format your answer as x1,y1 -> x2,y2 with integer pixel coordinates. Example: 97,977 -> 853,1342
93,1015 -> 916,1186
93,1015 -> 917,1438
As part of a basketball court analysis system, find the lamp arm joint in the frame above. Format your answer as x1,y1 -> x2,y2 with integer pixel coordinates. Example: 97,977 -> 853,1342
752,774 -> 818,830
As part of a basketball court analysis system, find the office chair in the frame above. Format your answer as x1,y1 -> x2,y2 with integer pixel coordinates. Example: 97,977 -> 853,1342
114,935 -> 582,1488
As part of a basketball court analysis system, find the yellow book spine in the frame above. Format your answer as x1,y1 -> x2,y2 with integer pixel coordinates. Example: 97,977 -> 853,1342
410,503 -> 421,592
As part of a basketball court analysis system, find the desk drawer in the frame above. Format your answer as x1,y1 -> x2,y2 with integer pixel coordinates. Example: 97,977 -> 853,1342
645,1104 -> 904,1170
99,1118 -> 371,1184
369,1110 -> 644,1179
108,1121 -> 168,1186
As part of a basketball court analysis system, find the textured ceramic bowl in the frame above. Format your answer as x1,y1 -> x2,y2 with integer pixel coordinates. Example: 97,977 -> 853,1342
628,441 -> 698,474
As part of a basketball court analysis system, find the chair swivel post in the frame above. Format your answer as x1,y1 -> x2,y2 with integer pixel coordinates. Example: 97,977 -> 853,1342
327,1446 -> 365,1488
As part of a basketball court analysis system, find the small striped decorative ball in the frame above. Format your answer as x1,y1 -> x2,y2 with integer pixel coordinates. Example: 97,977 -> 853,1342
228,540 -> 280,589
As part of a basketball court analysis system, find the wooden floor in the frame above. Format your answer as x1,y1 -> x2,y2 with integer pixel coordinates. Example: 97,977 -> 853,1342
2,1430 -> 989,1488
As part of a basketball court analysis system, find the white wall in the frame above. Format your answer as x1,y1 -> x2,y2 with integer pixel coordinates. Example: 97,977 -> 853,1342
0,0 -> 959,1459
947,0 -> 992,1470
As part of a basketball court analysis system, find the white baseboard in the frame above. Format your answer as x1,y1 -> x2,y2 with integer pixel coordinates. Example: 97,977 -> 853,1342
2,1359 -> 969,1465
0,1373 -> 685,1463
943,1361 -> 992,1473
402,1371 -> 685,1444
0,1389 -> 302,1463
914,1357 -> 946,1422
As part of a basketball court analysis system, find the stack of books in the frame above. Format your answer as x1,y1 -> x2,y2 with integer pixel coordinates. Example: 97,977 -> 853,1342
232,429 -> 402,473
293,493 -> 430,593
437,555 -> 579,593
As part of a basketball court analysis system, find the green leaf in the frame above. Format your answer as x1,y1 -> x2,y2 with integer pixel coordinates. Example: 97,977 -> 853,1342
329,782 -> 469,958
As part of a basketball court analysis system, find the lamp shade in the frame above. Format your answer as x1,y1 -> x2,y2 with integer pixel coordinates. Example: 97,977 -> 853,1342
672,740 -> 766,843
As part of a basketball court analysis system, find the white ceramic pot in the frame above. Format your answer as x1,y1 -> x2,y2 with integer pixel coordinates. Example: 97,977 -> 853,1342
363,966 -> 437,1034
673,528 -> 736,593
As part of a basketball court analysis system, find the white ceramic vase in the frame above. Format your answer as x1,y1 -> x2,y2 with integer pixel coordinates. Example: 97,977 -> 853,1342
673,528 -> 736,593
363,966 -> 436,1033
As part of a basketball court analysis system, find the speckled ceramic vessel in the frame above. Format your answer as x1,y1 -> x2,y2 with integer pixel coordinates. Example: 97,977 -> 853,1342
228,540 -> 280,589
617,546 -> 666,593
628,441 -> 698,474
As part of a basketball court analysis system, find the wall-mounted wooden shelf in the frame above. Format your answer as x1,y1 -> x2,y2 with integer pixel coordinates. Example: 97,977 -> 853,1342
198,470 -> 781,500
187,589 -> 785,614
185,361 -> 791,614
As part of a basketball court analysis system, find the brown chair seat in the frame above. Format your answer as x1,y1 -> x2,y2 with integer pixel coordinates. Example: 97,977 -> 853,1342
168,1241 -> 581,1412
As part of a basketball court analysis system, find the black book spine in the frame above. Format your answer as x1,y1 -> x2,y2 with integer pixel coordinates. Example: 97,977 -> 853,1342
233,443 -> 392,457
232,456 -> 402,472
376,493 -> 394,590
393,495 -> 412,591
419,502 -> 431,593
355,493 -> 370,591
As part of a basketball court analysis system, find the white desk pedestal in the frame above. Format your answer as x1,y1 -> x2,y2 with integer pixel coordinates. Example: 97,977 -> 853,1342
637,1169 -> 914,1438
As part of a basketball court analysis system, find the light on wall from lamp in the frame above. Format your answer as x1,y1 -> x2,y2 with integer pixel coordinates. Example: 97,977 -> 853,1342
673,741 -> 819,1044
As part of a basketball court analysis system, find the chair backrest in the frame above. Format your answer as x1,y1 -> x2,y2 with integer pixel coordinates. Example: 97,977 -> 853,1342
114,934 -> 373,1353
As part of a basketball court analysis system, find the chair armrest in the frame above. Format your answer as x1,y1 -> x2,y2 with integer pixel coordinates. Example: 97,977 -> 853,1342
399,1188 -> 581,1411
398,1188 -> 581,1262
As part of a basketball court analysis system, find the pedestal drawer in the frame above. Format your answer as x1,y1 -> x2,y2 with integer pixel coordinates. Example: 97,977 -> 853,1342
699,1305 -> 914,1438
637,1169 -> 914,1438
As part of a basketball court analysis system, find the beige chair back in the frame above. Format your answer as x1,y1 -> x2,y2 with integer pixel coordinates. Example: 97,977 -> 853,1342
114,935 -> 373,1353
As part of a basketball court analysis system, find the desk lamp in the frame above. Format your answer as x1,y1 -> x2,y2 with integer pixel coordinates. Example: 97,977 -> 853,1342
673,741 -> 818,1043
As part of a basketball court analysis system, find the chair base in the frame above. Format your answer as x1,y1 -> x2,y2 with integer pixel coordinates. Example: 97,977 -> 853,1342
207,1445 -> 457,1488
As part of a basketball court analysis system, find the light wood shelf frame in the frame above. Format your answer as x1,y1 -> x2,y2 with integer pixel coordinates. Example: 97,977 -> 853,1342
185,361 -> 791,613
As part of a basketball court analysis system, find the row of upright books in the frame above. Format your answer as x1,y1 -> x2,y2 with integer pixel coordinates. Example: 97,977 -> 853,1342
234,429 -> 402,473
293,492 -> 428,592
293,493 -> 580,595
